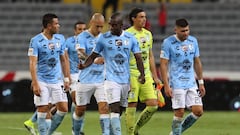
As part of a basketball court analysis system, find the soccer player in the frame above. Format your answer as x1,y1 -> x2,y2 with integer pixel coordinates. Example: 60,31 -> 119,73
72,13 -> 110,135
24,33 -> 66,135
28,13 -> 70,135
125,8 -> 161,135
160,18 -> 206,135
64,21 -> 86,135
79,12 -> 145,135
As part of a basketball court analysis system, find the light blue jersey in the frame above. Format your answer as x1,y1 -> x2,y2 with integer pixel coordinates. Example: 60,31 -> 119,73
28,33 -> 65,83
65,36 -> 80,74
94,31 -> 141,84
76,31 -> 104,83
160,35 -> 199,89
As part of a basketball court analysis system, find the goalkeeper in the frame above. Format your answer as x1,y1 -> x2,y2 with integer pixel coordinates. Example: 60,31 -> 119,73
125,7 -> 163,135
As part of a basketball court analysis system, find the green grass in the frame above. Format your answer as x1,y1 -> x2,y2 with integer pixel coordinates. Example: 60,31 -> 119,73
0,111 -> 239,135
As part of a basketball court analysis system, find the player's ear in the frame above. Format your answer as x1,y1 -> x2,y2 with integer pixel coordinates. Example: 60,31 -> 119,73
174,26 -> 177,33
131,17 -> 135,22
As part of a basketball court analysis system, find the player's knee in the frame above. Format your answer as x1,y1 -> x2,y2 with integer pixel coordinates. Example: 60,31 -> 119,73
98,102 -> 109,114
193,109 -> 203,117
119,106 -> 126,116
76,106 -> 87,116
145,99 -> 158,106
147,106 -> 158,112
109,102 -> 121,113
56,102 -> 69,112
174,109 -> 185,117
58,107 -> 68,113
192,106 -> 204,117
128,102 -> 138,107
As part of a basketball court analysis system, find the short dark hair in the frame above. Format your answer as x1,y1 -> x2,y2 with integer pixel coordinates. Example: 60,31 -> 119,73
74,21 -> 85,29
175,18 -> 189,27
129,7 -> 144,25
110,12 -> 123,23
42,13 -> 58,28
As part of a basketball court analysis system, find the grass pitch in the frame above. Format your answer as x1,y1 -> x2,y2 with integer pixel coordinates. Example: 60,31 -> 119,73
0,111 -> 239,135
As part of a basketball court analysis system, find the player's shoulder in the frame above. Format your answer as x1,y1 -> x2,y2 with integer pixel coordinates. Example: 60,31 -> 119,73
78,30 -> 91,39
164,35 -> 176,43
54,34 -> 65,41
187,35 -> 198,42
142,28 -> 152,34
31,33 -> 44,43
101,31 -> 112,39
125,27 -> 137,36
126,26 -> 134,32
123,31 -> 135,38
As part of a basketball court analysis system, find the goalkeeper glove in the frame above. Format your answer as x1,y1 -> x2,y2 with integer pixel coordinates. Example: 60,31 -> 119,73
156,83 -> 165,107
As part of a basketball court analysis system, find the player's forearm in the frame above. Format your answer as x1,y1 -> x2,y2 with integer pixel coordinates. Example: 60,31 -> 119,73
149,50 -> 158,79
194,57 -> 203,80
159,59 -> 169,86
64,52 -> 71,78
60,55 -> 70,78
29,57 -> 38,83
135,53 -> 145,76
30,67 -> 38,83
82,52 -> 98,68
77,49 -> 88,61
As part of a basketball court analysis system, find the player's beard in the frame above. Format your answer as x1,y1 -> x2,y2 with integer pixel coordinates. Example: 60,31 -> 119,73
51,27 -> 60,34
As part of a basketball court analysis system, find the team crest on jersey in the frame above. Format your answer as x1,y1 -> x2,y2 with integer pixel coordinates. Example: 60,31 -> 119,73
181,45 -> 188,52
115,39 -> 122,46
48,43 -> 55,50
140,37 -> 146,44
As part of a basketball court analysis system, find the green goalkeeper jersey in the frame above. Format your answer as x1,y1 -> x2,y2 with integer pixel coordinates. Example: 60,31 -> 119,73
126,26 -> 153,77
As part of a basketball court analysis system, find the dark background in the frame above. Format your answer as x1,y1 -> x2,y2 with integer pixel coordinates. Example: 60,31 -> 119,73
0,79 -> 240,112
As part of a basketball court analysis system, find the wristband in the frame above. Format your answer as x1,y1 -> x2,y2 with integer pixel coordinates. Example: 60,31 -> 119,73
64,77 -> 70,83
198,79 -> 204,84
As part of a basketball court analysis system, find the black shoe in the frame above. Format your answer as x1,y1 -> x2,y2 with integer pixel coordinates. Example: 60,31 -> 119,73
80,132 -> 85,135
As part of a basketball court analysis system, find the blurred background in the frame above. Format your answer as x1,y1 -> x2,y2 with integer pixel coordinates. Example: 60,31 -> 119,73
0,0 -> 240,112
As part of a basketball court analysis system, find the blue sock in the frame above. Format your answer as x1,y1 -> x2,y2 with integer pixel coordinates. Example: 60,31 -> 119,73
37,112 -> 47,135
100,114 -> 110,135
172,116 -> 182,135
110,122 -> 113,135
80,115 -> 85,133
47,110 -> 66,135
31,111 -> 38,123
71,103 -> 85,133
46,119 -> 51,130
181,113 -> 198,133
110,113 -> 121,135
73,112 -> 84,135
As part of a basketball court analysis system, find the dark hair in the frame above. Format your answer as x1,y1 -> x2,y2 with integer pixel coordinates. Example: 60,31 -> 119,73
42,13 -> 58,28
110,12 -> 123,23
175,18 -> 189,27
129,7 -> 144,25
74,21 -> 85,29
